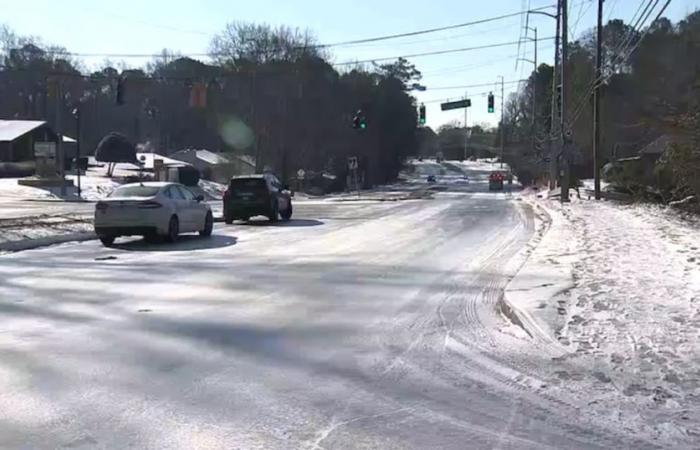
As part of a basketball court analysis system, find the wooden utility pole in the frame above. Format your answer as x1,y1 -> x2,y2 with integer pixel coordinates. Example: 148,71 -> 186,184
550,2 -> 561,189
464,91 -> 469,161
499,76 -> 505,168
593,0 -> 604,200
560,0 -> 570,202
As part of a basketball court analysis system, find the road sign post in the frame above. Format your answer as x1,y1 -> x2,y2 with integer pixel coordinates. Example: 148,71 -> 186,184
348,157 -> 360,197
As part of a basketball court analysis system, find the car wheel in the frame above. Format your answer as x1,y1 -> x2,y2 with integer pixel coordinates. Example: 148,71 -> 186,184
224,214 -> 234,225
166,216 -> 179,243
99,235 -> 115,247
200,212 -> 213,237
280,202 -> 292,221
269,199 -> 279,223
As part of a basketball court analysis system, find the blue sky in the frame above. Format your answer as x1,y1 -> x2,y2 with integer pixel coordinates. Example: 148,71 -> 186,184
2,0 -> 698,128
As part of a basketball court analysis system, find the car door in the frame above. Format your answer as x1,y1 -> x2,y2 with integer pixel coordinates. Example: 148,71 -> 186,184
177,185 -> 206,231
166,185 -> 192,231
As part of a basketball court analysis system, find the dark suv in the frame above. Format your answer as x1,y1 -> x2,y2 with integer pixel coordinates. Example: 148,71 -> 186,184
223,174 -> 293,224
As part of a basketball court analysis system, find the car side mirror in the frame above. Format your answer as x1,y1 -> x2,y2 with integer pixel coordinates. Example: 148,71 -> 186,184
195,194 -> 204,202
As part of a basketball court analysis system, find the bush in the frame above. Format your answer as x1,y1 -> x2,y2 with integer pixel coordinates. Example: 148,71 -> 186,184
667,141 -> 700,201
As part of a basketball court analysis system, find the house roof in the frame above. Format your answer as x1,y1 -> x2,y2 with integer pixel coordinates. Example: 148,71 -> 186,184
639,135 -> 673,156
0,120 -> 46,142
230,153 -> 256,168
195,150 -> 230,165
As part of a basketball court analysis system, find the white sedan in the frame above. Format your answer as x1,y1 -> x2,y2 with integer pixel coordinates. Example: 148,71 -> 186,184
94,182 -> 213,246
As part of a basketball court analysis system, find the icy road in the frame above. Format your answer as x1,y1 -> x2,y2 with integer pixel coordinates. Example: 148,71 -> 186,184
0,163 -> 662,449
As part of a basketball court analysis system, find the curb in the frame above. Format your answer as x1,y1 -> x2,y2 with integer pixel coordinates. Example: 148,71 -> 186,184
0,232 -> 97,253
499,196 -> 567,345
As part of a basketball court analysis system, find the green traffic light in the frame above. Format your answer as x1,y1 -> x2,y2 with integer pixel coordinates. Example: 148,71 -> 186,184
360,123 -> 367,129
488,107 -> 494,113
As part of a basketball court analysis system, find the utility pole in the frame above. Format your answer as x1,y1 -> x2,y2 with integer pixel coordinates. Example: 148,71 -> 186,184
499,76 -> 505,168
533,26 -> 538,155
520,26 -> 538,158
560,0 -> 570,202
74,106 -> 82,199
464,91 -> 469,161
550,2 -> 561,189
593,0 -> 604,200
55,80 -> 66,197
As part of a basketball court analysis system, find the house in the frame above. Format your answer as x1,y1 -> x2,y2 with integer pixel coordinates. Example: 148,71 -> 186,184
0,120 -> 60,177
605,135 -> 682,188
170,149 -> 256,183
88,152 -> 199,186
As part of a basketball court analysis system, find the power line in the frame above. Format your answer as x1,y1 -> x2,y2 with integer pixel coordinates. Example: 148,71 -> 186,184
334,37 -> 555,66
421,44 -> 554,76
80,6 -> 210,36
33,38 -> 555,65
563,0 -> 657,130
569,0 -> 594,40
421,89 -> 499,104
316,4 -> 556,48
11,5 -> 558,63
566,0 -> 671,129
425,79 -> 525,91
605,0 -> 620,20
336,20 -> 522,50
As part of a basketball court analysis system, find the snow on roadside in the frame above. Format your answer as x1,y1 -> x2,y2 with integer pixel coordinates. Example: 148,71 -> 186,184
0,178 -> 60,200
0,215 -> 93,251
503,191 -> 576,342
507,191 -> 700,444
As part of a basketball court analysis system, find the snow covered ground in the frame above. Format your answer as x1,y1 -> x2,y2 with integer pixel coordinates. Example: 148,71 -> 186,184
0,159 -> 660,449
506,191 -> 700,444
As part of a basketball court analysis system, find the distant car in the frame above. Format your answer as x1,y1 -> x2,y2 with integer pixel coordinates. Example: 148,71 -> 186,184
223,174 -> 293,224
94,182 -> 213,246
489,172 -> 505,191
427,175 -> 437,183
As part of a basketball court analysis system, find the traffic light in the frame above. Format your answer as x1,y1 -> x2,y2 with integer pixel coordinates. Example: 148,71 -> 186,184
352,110 -> 367,129
487,92 -> 494,113
419,104 -> 426,125
116,77 -> 125,105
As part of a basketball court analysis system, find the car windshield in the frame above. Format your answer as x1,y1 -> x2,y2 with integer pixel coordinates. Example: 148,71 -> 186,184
109,185 -> 161,198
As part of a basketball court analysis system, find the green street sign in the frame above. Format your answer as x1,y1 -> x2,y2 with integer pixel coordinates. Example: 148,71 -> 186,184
440,99 -> 471,111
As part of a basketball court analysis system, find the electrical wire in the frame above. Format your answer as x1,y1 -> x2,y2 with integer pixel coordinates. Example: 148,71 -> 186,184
421,89 -> 500,104
34,37 -> 555,66
565,0 -> 671,130
317,4 -> 556,48
560,0 -> 657,130
569,0 -> 594,40
426,79 -> 525,91
332,37 -> 554,66
605,0 -> 620,21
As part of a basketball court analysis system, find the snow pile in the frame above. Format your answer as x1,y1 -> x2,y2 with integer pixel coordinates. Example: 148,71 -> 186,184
502,195 -> 576,341
0,178 -> 60,200
197,179 -> 227,200
65,173 -> 120,201
508,193 -> 700,443
0,214 -> 94,251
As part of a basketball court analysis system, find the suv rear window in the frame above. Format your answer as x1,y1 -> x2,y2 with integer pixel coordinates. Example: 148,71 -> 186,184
230,178 -> 267,194
109,185 -> 161,198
